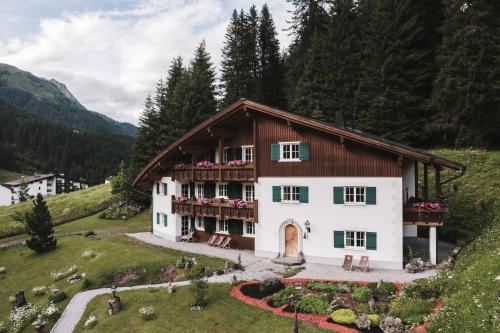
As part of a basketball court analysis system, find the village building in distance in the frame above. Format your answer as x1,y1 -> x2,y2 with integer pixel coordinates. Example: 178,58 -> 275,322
133,99 -> 465,270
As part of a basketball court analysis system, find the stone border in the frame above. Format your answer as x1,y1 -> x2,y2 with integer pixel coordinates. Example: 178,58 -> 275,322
230,278 -> 441,333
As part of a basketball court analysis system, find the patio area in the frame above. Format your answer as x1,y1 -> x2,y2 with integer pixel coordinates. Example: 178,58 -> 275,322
128,232 -> 437,282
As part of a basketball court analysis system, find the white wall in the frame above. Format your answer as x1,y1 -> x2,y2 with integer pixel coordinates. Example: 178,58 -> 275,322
152,177 -> 178,241
0,185 -> 12,207
402,159 -> 416,203
255,177 -> 404,269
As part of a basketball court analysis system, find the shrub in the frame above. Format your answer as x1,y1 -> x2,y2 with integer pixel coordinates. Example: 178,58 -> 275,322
188,265 -> 208,307
84,314 -> 97,328
139,305 -> 156,321
24,194 -> 57,253
41,303 -> 61,320
352,286 -> 373,303
175,257 -> 194,269
269,288 -> 303,307
9,304 -> 39,333
367,314 -> 381,327
388,296 -> 434,325
8,296 -> 16,305
31,286 -> 47,296
354,303 -> 370,314
376,282 -> 397,297
113,269 -> 138,286
48,289 -> 67,303
259,276 -> 284,296
50,264 -> 78,281
99,201 -> 142,220
294,295 -> 329,315
403,279 -> 436,299
306,281 -> 340,293
331,309 -> 357,324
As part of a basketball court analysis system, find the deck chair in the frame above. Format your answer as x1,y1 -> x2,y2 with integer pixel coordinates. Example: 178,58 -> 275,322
206,234 -> 218,246
357,256 -> 370,272
219,236 -> 231,249
342,255 -> 353,270
213,235 -> 226,247
181,230 -> 194,242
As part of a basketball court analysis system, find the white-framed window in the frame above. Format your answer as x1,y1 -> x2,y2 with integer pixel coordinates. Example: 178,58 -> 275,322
243,184 -> 255,202
181,216 -> 190,236
245,221 -> 255,236
181,183 -> 189,197
223,147 -> 230,163
218,219 -> 229,233
196,183 -> 204,199
345,231 -> 366,249
196,216 -> 204,229
282,186 -> 300,202
345,186 -> 366,204
217,183 -> 228,198
242,145 -> 254,163
280,142 -> 300,161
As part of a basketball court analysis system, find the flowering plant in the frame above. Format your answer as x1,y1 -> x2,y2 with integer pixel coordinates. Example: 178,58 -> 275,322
82,249 -> 96,259
139,305 -> 156,321
175,196 -> 189,203
174,163 -> 188,169
412,202 -> 441,210
228,159 -> 246,167
31,286 -> 47,296
50,264 -> 78,281
84,314 -> 97,328
9,304 -> 39,333
197,198 -> 213,205
197,160 -> 213,168
229,199 -> 247,209
41,303 -> 61,320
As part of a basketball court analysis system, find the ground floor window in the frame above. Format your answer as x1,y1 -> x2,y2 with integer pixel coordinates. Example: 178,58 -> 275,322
196,216 -> 204,229
181,216 -> 190,236
245,221 -> 255,235
345,231 -> 365,249
218,219 -> 229,233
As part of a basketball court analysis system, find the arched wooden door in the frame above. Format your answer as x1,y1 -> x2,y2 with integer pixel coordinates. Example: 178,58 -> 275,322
284,224 -> 298,257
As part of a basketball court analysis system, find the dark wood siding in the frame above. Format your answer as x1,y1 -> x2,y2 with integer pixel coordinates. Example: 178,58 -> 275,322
195,230 -> 255,250
257,115 -> 401,177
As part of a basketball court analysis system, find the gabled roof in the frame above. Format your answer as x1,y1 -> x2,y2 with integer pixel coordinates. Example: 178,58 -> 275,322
134,99 -> 465,187
5,173 -> 56,187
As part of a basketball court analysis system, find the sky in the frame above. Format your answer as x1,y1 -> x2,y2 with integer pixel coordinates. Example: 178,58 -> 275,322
0,0 -> 293,125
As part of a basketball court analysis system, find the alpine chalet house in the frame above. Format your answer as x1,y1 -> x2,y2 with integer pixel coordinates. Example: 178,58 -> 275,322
133,99 -> 465,269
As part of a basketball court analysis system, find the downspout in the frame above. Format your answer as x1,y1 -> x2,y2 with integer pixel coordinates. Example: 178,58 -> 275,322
439,165 -> 467,187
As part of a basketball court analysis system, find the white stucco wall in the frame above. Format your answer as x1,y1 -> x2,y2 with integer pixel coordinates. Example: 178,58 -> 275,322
255,177 -> 404,269
0,185 -> 12,207
402,160 -> 416,203
152,177 -> 178,241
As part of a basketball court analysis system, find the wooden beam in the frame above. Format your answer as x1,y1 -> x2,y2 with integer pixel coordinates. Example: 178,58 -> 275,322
253,114 -> 258,182
414,160 -> 419,198
435,166 -> 441,203
218,136 -> 224,181
423,164 -> 429,200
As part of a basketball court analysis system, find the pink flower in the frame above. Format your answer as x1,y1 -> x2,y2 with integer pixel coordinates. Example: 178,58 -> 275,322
197,198 -> 213,205
197,161 -> 214,168
228,160 -> 246,167
174,163 -> 188,169
176,196 -> 189,203
229,199 -> 247,209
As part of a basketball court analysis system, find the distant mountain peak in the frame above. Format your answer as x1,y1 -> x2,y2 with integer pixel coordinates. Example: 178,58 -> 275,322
48,78 -> 84,109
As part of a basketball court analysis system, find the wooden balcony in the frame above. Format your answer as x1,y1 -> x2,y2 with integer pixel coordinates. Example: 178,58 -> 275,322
172,164 -> 254,182
403,206 -> 448,227
171,196 -> 258,223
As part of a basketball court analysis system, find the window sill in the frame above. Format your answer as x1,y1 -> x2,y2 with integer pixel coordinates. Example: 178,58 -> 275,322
280,201 -> 300,204
278,159 -> 301,163
343,203 -> 367,206
243,234 -> 255,238
344,247 -> 367,251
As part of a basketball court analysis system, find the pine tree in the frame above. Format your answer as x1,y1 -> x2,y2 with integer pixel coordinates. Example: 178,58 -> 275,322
17,177 -> 29,202
131,93 -> 160,172
258,4 -> 286,108
24,193 -> 57,253
161,57 -> 186,145
430,0 -> 500,147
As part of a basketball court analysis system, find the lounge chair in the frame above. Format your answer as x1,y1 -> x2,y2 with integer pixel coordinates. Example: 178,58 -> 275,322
213,235 -> 226,247
357,256 -> 369,272
342,255 -> 353,270
206,234 -> 218,246
181,230 -> 194,242
219,236 -> 231,249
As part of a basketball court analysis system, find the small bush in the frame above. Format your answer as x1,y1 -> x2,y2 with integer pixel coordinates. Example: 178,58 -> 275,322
259,276 -> 284,296
31,286 -> 47,296
306,281 -> 340,293
82,249 -> 96,259
354,303 -> 370,314
139,305 -> 156,321
41,303 -> 61,321
388,296 -> 434,325
50,265 -> 78,281
331,309 -> 357,324
367,314 -> 381,327
84,314 -> 97,328
48,289 -> 67,303
175,257 -> 194,269
352,286 -> 373,303
403,279 -> 436,299
294,295 -> 329,315
269,288 -> 303,307
376,282 -> 397,297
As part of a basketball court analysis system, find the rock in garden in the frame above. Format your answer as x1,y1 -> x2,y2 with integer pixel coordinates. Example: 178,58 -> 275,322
368,296 -> 376,312
0,267 -> 6,274
380,316 -> 404,333
423,260 -> 434,270
355,313 -> 371,330
15,290 -> 27,308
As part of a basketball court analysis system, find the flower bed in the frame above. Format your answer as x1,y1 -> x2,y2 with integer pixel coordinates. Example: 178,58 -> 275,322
231,279 -> 441,333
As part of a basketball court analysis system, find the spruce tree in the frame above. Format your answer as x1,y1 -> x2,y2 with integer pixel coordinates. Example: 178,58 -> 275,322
258,4 -> 286,108
24,193 -> 57,253
430,0 -> 500,147
131,93 -> 160,172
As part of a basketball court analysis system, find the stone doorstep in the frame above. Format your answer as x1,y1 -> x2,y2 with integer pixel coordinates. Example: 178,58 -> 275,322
271,256 -> 305,266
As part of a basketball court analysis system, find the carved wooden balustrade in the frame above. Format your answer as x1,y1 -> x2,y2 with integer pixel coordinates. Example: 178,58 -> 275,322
172,164 -> 254,182
403,205 -> 447,227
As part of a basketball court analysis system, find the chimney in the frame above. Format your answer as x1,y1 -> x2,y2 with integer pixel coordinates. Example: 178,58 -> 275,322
335,111 -> 344,128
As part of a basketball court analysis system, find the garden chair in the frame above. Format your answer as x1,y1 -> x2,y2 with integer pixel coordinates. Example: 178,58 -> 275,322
181,230 -> 194,242
219,236 -> 231,249
357,256 -> 370,272
206,234 -> 218,246
342,255 -> 353,270
213,235 -> 226,247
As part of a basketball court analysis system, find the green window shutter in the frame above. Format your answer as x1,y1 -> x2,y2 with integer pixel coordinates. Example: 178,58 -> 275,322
232,183 -> 243,199
333,187 -> 344,204
227,148 -> 234,161
366,232 -> 377,250
163,183 -> 168,194
163,214 -> 168,226
189,182 -> 195,198
334,231 -> 344,248
156,212 -> 160,224
366,187 -> 377,205
299,186 -> 309,203
299,143 -> 310,161
235,148 -> 242,160
271,144 -> 280,161
272,186 -> 281,202
203,182 -> 216,198
156,183 -> 160,195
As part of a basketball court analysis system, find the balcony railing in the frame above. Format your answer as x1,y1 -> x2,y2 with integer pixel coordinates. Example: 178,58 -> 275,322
172,164 -> 254,182
403,205 -> 447,226
171,195 -> 258,223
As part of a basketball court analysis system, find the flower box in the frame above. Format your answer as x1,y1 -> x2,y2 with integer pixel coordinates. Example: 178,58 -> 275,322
228,160 -> 246,167
175,196 -> 189,203
197,198 -> 213,205
197,161 -> 214,168
228,199 -> 247,209
411,202 -> 442,210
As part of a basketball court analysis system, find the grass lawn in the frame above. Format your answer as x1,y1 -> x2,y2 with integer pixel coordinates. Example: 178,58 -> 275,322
0,183 -> 112,236
75,285 -> 330,333
0,169 -> 24,183
0,213 -> 225,332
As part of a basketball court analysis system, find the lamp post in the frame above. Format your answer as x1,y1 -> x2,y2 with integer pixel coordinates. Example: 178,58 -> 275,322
304,220 -> 311,239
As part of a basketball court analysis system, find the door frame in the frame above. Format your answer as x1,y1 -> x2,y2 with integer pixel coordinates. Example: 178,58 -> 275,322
279,219 -> 303,257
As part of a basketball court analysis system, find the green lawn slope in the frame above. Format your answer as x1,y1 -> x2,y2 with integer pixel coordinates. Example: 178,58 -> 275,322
0,169 -> 24,183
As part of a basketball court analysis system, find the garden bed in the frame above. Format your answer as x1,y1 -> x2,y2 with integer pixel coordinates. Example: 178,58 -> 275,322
232,278 -> 441,333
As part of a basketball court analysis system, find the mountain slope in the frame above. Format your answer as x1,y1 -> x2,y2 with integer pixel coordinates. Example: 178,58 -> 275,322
0,63 -> 136,136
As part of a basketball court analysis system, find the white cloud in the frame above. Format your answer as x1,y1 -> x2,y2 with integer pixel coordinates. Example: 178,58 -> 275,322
0,0 -> 293,125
